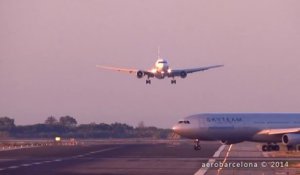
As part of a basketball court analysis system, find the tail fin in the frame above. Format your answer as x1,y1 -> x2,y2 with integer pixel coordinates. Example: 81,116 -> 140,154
157,46 -> 160,59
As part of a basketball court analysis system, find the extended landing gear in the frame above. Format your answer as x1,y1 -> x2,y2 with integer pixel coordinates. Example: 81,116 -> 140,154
262,143 -> 280,152
171,77 -> 176,84
286,145 -> 300,151
286,145 -> 294,151
146,79 -> 151,84
194,139 -> 201,151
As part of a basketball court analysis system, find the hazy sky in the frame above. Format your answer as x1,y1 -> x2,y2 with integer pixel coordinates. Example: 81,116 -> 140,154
1,0 -> 300,128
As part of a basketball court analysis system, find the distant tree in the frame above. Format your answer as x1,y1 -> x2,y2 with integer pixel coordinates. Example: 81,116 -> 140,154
0,117 -> 15,131
0,131 -> 9,139
45,116 -> 58,125
137,121 -> 145,128
111,123 -> 133,132
97,123 -> 112,130
111,123 -> 134,138
59,116 -> 77,127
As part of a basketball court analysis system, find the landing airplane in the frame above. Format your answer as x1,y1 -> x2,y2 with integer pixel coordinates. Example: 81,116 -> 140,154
96,51 -> 223,84
172,113 -> 300,152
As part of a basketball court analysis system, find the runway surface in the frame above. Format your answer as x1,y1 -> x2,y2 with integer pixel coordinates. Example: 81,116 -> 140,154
0,140 -> 220,175
0,140 -> 299,175
205,142 -> 300,175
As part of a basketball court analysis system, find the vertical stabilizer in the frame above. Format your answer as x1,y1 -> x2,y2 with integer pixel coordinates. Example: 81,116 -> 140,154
157,46 -> 161,59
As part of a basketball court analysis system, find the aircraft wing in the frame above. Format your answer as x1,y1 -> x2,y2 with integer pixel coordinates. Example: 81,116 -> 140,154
96,65 -> 138,74
170,65 -> 223,77
96,65 -> 154,77
258,128 -> 300,135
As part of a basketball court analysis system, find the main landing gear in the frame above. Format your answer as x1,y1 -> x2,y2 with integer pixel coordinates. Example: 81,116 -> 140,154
146,79 -> 177,84
194,139 -> 201,151
262,143 -> 280,152
285,145 -> 300,151
171,77 -> 176,84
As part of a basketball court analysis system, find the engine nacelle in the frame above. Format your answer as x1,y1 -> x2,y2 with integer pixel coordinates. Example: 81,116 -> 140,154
282,134 -> 300,145
180,71 -> 187,78
220,140 -> 242,145
136,71 -> 144,79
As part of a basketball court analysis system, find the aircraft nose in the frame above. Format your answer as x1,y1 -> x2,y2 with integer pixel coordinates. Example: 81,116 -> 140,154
172,124 -> 180,134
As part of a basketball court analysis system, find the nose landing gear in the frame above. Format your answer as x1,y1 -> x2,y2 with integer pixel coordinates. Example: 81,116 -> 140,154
262,143 -> 280,152
194,139 -> 201,150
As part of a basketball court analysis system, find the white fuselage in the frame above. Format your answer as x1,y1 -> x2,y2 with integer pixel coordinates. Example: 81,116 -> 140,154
153,59 -> 170,79
172,113 -> 300,144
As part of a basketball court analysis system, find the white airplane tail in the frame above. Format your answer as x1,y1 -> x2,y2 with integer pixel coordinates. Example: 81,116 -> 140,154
157,46 -> 160,59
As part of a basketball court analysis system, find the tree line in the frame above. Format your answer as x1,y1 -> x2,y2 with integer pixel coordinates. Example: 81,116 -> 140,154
0,116 -> 171,139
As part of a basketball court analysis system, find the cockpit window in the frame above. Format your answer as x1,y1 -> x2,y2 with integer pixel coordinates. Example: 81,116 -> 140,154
178,120 -> 190,124
158,61 -> 167,64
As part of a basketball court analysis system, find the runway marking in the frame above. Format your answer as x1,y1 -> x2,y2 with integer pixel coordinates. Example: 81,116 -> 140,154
0,146 -> 121,172
7,166 -> 19,169
194,145 -> 226,175
217,144 -> 233,175
53,159 -> 62,162
20,164 -> 31,167
0,145 -> 41,152
33,162 -> 43,165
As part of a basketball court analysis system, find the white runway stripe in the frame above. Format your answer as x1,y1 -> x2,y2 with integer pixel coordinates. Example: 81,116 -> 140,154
194,145 -> 226,175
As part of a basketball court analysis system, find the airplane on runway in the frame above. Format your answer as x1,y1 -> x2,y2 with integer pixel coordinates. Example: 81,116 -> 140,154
172,113 -> 300,152
96,50 -> 223,84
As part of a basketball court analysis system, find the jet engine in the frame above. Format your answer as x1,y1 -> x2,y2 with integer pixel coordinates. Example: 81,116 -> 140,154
282,134 -> 300,145
180,71 -> 187,78
136,71 -> 144,78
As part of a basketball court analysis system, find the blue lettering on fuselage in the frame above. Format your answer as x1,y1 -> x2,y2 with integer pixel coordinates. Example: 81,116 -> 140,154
206,117 -> 242,123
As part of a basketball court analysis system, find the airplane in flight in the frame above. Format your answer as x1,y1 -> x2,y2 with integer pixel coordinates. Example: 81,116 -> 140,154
172,113 -> 300,152
96,51 -> 223,84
